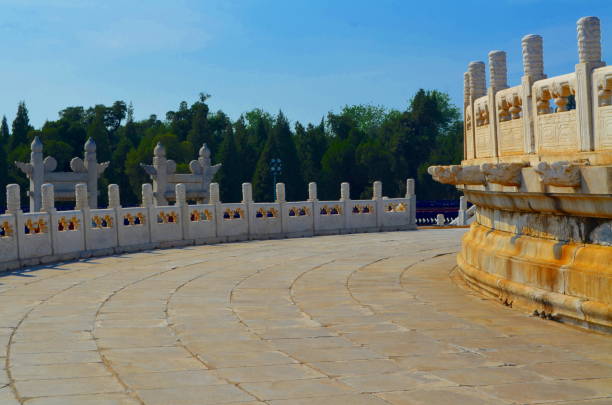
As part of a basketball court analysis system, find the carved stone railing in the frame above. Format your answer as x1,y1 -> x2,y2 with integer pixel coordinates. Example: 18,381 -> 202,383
462,16 -> 610,164
0,179 -> 416,272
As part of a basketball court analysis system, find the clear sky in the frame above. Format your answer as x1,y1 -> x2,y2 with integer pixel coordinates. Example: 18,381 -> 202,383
1,0 -> 611,127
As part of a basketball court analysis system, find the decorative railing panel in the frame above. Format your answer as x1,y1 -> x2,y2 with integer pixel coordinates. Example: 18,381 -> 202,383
51,210 -> 84,256
249,203 -> 282,237
150,206 -> 182,243
86,208 -> 118,251
282,202 -> 314,236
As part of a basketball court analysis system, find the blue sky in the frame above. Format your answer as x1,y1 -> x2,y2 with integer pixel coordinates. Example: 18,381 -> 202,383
0,0 -> 610,127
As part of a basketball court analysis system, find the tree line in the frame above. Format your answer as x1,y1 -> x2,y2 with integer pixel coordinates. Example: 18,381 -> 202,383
0,89 -> 462,211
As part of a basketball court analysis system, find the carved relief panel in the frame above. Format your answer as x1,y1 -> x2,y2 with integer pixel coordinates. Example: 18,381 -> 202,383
533,74 -> 579,153
496,86 -> 524,156
594,67 -> 612,150
474,97 -> 492,158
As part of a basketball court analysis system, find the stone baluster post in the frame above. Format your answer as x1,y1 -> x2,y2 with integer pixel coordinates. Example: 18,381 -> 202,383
76,183 -> 90,250
241,183 -> 253,238
457,195 -> 467,226
308,182 -> 318,234
142,183 -> 154,208
405,178 -> 415,197
41,184 -> 55,213
575,16 -> 604,151
241,183 -> 253,204
209,183 -> 220,204
521,34 -> 545,154
372,181 -> 383,228
467,61 -> 485,159
308,182 -> 318,202
522,34 -> 545,81
340,182 -> 350,201
6,184 -> 21,214
406,178 -> 416,226
84,138 -> 99,208
436,213 -> 446,226
464,72 -> 471,159
489,50 -> 508,91
340,182 -> 350,231
29,137 -> 44,212
140,183 -> 154,244
175,183 -> 188,240
372,181 -> 382,200
209,182 -> 221,238
275,183 -> 286,203
104,184 -> 120,250
175,184 -> 186,207
488,50 -> 508,158
75,183 -> 89,211
275,183 -> 286,234
153,143 -> 168,206
468,61 -> 486,100
107,184 -> 121,209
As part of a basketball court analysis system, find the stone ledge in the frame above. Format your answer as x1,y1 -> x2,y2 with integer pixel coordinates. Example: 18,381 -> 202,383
457,224 -> 612,332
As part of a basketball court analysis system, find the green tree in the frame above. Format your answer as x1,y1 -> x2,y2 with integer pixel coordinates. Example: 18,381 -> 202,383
294,120 -> 327,184
252,112 -> 304,201
1,116 -> 9,141
86,105 -> 111,162
186,94 -> 210,148
215,126 -> 243,202
10,101 -> 33,150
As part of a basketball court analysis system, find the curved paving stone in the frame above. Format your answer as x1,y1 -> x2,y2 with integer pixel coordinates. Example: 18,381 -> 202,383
0,229 -> 610,404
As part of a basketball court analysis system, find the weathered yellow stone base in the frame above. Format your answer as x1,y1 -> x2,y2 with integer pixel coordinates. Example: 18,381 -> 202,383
457,223 -> 612,332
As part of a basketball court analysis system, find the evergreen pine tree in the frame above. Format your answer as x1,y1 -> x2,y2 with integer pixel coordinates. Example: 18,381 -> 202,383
252,112 -> 304,201
87,106 -> 111,162
215,127 -> 242,203
10,102 -> 32,150
1,116 -> 9,141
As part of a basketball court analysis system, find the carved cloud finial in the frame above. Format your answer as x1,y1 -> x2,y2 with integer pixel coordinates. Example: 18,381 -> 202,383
154,142 -> 166,158
577,16 -> 601,63
522,34 -> 545,80
84,137 -> 96,153
468,61 -> 486,99
488,50 -> 508,90
31,136 -> 43,153
199,143 -> 211,159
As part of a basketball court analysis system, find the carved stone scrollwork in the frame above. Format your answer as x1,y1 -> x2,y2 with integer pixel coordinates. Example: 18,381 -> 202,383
476,104 -> 489,126
551,81 -> 574,112
598,74 -> 612,107
70,157 -> 87,173
481,163 -> 526,187
534,161 -> 582,187
509,94 -> 522,119
535,77 -> 575,115
498,93 -> 522,122
427,165 -> 485,185
498,99 -> 511,122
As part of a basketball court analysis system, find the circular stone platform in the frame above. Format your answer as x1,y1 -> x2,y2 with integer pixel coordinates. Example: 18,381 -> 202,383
1,229 -> 611,404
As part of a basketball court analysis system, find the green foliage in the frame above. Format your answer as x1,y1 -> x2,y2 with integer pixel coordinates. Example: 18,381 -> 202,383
0,89 -> 463,210
10,102 -> 32,150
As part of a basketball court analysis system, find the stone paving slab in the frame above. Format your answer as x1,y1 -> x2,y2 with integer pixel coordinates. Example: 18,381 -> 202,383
0,229 -> 610,404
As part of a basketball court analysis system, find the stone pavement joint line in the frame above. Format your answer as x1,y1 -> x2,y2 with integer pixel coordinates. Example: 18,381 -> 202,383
1,229 -> 611,404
